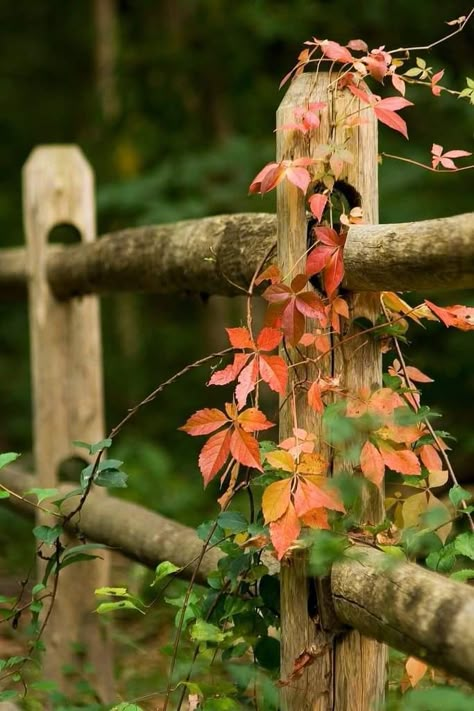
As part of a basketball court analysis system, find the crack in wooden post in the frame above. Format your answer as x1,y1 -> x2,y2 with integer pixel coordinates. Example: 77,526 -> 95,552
23,146 -> 114,704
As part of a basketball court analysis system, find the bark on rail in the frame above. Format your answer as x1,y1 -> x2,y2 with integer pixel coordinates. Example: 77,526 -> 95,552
2,466 -> 474,684
1,212 -> 473,298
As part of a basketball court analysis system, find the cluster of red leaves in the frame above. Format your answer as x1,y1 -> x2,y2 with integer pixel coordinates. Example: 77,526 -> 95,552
262,439 -> 345,559
208,327 -> 287,409
425,300 -> 474,330
345,80 -> 413,139
180,404 -> 273,486
249,157 -> 314,195
431,144 -> 472,170
346,386 -> 445,488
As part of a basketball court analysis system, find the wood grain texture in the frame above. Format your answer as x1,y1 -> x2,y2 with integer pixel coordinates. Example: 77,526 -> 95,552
1,212 -> 473,298
23,146 -> 113,703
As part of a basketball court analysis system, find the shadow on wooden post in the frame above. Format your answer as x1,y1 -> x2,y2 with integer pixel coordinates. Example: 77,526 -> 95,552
23,146 -> 114,703
277,74 -> 387,710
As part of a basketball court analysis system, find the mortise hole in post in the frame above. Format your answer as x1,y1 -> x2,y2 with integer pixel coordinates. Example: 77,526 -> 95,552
48,223 -> 82,245
57,455 -> 89,483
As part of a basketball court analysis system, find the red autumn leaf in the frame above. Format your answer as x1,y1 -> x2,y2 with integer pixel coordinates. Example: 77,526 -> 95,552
230,427 -> 262,470
237,407 -> 274,432
308,192 -> 328,222
281,299 -> 305,346
424,300 -> 474,331
255,264 -> 282,286
294,477 -> 345,515
347,82 -> 372,104
347,39 -> 368,53
373,106 -> 409,139
249,160 -> 312,195
320,40 -> 354,64
226,327 -> 254,350
305,244 -> 334,276
259,354 -> 288,395
300,507 -> 330,529
263,283 -> 293,304
308,381 -> 324,413
199,429 -> 232,486
314,332 -> 331,353
419,444 -> 443,473
381,448 -> 421,476
270,502 -> 301,560
364,54 -> 389,82
328,296 -> 349,333
391,72 -> 406,96
262,478 -> 292,523
279,429 -> 316,457
369,387 -> 405,417
286,166 -> 312,193
323,249 -> 345,297
180,408 -> 229,436
360,441 -> 385,488
306,226 -> 346,297
208,353 -> 250,386
256,327 -> 283,351
431,145 -> 472,170
263,275 -> 325,345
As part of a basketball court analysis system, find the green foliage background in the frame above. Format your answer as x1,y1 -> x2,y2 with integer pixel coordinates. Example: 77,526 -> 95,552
0,0 -> 473,536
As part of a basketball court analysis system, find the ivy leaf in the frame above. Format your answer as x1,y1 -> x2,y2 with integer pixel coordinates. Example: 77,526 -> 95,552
199,429 -> 232,486
180,408 -> 229,436
454,532 -> 474,560
269,502 -> 301,560
0,452 -> 20,469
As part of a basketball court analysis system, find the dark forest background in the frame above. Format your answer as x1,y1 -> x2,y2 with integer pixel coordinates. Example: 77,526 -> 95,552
0,0 -> 473,551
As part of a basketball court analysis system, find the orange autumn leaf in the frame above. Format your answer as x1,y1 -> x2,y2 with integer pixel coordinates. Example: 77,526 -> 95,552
380,447 -> 421,476
360,440 -> 385,487
269,502 -> 301,560
265,449 -> 296,473
262,478 -> 292,523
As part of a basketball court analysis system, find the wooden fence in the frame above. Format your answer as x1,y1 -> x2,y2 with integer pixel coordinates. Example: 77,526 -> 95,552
0,72 -> 473,709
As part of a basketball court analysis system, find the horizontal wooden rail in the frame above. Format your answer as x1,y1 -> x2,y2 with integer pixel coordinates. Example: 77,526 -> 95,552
1,212 -> 473,298
2,466 -> 474,685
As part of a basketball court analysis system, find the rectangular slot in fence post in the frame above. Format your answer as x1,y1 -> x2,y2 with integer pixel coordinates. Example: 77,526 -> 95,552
277,73 -> 387,710
23,146 -> 114,703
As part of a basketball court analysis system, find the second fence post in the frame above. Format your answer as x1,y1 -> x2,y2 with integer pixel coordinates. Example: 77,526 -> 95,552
23,146 -> 114,703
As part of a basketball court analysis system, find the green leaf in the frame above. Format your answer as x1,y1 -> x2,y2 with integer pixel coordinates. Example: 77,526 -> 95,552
95,586 -> 129,597
0,452 -> 20,469
25,487 -> 59,503
30,680 -> 58,692
110,704 -> 145,711
190,620 -> 227,643
454,532 -> 474,560
62,543 -> 109,560
203,699 -> 241,711
94,469 -> 128,488
96,600 -> 144,615
32,524 -> 62,545
449,485 -> 472,508
90,438 -> 113,454
401,686 -> 474,710
0,691 -> 18,701
151,561 -> 181,586
254,635 -> 280,670
378,545 -> 406,560
0,490 -> 10,499
217,511 -> 248,533
450,569 -> 474,582
57,553 -> 101,571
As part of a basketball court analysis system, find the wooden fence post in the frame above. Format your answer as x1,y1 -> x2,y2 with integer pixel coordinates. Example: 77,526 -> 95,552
23,146 -> 114,702
277,74 -> 387,710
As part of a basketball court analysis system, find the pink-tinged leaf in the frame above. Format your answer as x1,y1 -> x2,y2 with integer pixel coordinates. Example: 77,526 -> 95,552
265,450 -> 295,474
235,357 -> 259,410
376,97 -> 413,112
280,430 -> 316,457
347,83 -> 372,104
260,163 -> 287,193
419,444 -> 443,473
282,300 -> 305,346
296,292 -> 326,319
360,441 -> 385,487
199,429 -> 231,486
374,107 -> 409,139
256,327 -> 283,352
255,264 -> 282,286
381,448 -> 421,476
323,249 -> 345,297
264,302 -> 285,329
226,327 -> 254,350
404,365 -> 433,383
425,300 -> 474,331
180,408 -> 229,436
259,355 -> 288,394
249,163 -> 281,194
405,657 -> 428,688
431,69 -> 444,96
300,507 -> 330,529
308,381 -> 324,413
442,149 -> 471,158
369,387 -> 405,416
208,353 -> 250,386
262,283 -> 292,304
270,503 -> 301,560
431,143 -> 443,157
347,39 -> 368,52
286,166 -> 311,194
315,332 -> 331,353
262,477 -> 292,523
365,55 -> 389,81
321,40 -> 354,64
300,332 -> 316,347
391,73 -> 406,96
230,427 -> 262,470
308,193 -> 328,221
237,407 -> 274,433
330,153 -> 344,179
306,244 -> 333,276
294,477 -> 345,515
329,296 -> 350,332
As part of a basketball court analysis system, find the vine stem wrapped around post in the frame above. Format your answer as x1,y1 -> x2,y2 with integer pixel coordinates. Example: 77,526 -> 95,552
276,73 -> 386,710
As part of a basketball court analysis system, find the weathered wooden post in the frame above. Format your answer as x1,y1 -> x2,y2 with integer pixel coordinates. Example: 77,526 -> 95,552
23,146 -> 114,702
277,74 -> 387,709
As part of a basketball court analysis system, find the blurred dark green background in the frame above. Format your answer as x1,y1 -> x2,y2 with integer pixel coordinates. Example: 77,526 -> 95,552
0,0 -> 473,541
